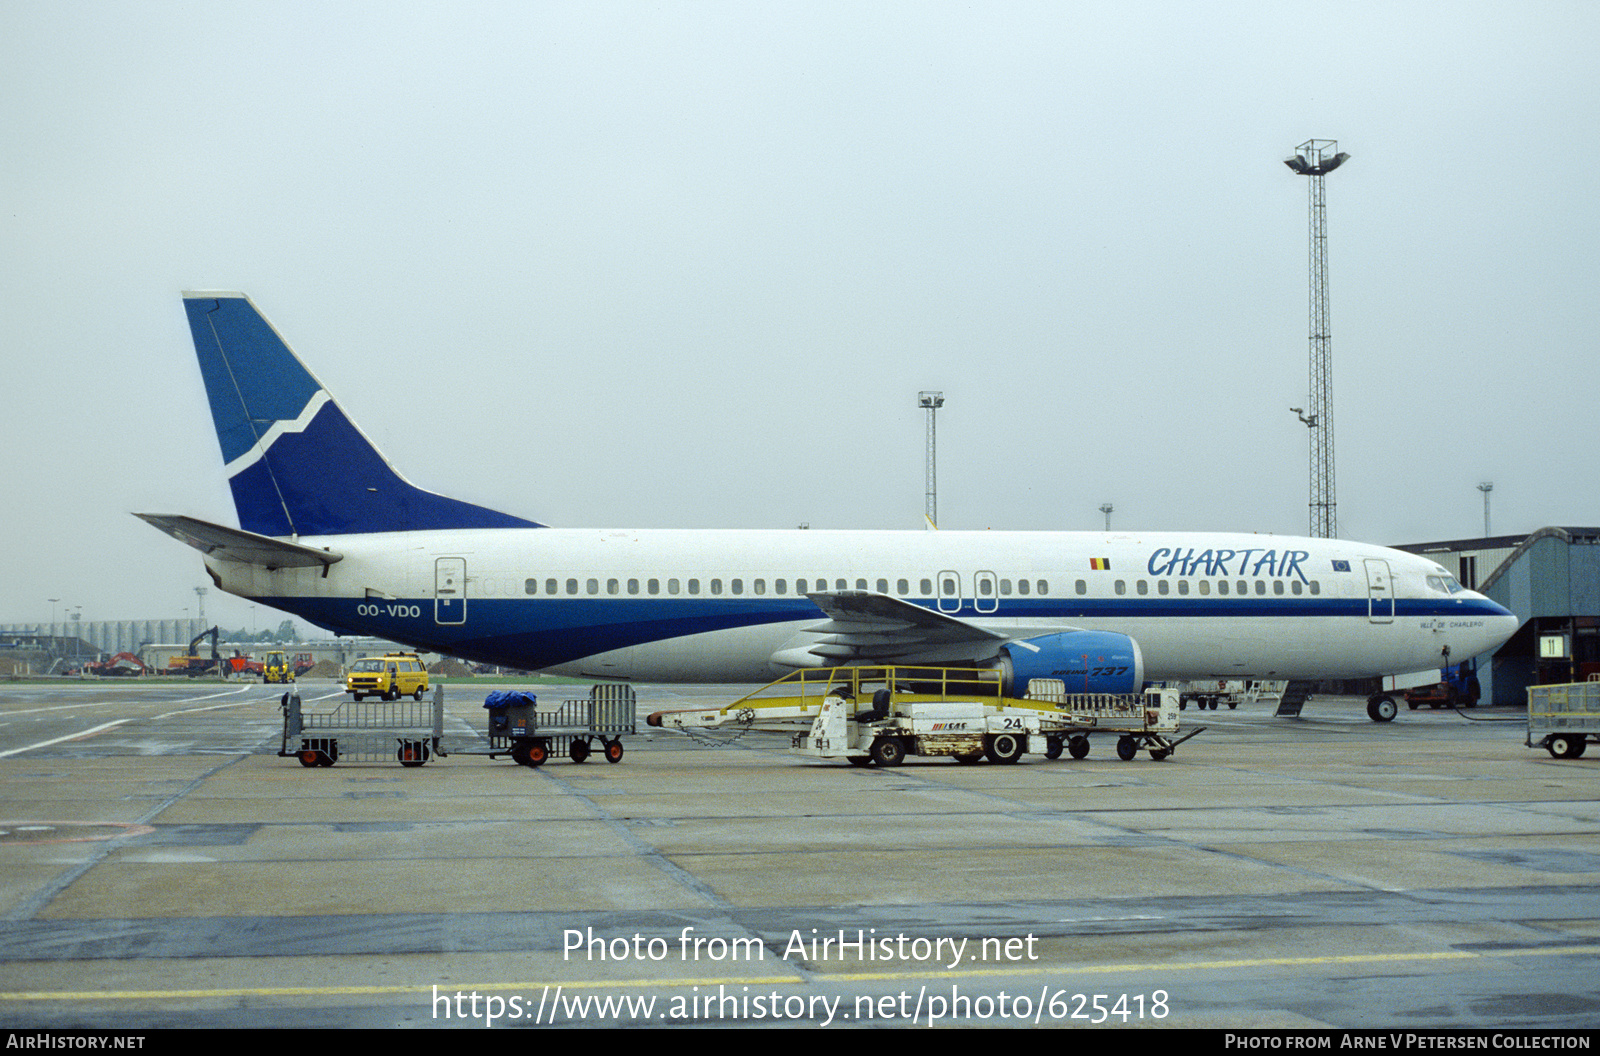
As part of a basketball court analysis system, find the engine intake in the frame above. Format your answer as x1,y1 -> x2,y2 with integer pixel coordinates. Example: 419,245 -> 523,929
994,631 -> 1145,697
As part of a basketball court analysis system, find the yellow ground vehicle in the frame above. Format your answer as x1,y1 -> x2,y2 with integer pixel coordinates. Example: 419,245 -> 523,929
346,653 -> 430,701
262,650 -> 292,683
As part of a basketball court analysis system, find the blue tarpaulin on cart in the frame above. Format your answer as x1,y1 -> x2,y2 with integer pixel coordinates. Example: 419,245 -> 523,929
484,690 -> 537,709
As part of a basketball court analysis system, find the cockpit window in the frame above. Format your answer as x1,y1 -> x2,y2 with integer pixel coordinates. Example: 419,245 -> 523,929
1426,574 -> 1466,595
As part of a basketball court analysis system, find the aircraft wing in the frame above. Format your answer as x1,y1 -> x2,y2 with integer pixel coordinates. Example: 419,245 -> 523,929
135,514 -> 343,570
797,590 -> 1012,665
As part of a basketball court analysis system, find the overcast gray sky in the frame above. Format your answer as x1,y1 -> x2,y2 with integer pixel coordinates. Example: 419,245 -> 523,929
4,1 -> 1597,633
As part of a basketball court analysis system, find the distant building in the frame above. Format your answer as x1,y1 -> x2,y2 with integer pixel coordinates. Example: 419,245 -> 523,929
1394,527 -> 1600,706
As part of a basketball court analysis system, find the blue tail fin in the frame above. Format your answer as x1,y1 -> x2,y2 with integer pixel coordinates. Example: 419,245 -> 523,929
183,292 -> 543,537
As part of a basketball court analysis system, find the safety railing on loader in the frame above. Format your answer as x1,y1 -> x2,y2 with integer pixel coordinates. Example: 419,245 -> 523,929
646,665 -> 1013,732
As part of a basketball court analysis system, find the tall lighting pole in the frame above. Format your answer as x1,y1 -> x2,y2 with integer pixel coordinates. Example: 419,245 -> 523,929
1478,482 -> 1493,537
918,391 -> 944,529
1284,139 -> 1349,539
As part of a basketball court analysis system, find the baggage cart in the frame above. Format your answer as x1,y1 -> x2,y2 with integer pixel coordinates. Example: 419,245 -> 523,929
1526,682 -> 1600,759
279,684 -> 445,767
484,685 -> 637,767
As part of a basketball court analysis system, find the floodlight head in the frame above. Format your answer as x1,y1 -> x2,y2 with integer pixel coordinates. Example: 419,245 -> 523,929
918,391 -> 945,409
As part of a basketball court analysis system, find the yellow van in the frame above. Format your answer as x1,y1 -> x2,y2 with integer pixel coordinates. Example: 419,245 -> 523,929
346,653 -> 430,701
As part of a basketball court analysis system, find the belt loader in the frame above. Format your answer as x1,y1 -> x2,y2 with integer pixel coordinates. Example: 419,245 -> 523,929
647,666 -> 1196,765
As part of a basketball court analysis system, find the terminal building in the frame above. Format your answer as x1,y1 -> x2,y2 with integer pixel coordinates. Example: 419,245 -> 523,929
1395,526 -> 1600,707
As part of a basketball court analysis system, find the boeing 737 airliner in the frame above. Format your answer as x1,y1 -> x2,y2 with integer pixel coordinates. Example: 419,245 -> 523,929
140,293 -> 1519,721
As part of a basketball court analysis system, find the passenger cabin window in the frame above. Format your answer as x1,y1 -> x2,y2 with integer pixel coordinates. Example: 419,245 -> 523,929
897,579 -> 909,595
1075,580 -> 1087,595
1018,579 -> 1030,595
877,578 -> 889,594
566,578 -> 578,595
525,579 -> 537,594
921,578 -> 933,594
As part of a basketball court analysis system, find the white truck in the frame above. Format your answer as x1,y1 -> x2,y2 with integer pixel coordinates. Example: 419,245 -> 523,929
647,665 -> 1197,765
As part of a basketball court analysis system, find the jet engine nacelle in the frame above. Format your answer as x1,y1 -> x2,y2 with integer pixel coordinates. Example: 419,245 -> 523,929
994,630 -> 1145,697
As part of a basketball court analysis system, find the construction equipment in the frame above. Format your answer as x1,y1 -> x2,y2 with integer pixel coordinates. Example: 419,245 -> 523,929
262,650 -> 292,683
87,652 -> 148,677
648,666 -> 1198,765
166,627 -> 222,676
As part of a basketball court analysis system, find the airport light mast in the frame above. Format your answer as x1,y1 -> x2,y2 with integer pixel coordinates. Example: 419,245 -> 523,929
1284,139 -> 1349,539
1478,482 -> 1493,537
918,391 -> 944,529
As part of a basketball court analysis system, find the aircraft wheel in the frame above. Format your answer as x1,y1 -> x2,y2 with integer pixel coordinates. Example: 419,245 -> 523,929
603,739 -> 624,764
1068,735 -> 1090,759
1366,695 -> 1398,723
570,740 -> 591,764
1115,735 -> 1138,761
984,732 -> 1024,765
871,737 -> 906,767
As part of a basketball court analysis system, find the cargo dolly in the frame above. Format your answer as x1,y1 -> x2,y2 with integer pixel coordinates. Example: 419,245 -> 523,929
1526,681 -> 1599,759
279,685 -> 445,767
483,685 -> 637,767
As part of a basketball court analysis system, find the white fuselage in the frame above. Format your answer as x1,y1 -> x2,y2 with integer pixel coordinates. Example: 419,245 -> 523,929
203,527 -> 1520,684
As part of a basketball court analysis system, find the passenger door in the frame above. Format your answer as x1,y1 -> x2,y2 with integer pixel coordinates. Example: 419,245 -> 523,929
1364,559 -> 1394,624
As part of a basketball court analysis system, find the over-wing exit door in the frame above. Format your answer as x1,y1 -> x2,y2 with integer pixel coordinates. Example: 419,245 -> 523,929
436,557 -> 466,624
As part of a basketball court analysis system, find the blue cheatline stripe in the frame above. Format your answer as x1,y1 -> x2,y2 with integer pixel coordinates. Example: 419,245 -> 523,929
254,594 -> 1512,672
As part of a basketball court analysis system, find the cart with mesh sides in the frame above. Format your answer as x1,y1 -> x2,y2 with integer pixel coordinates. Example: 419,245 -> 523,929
1527,682 -> 1600,759
279,685 -> 445,767
484,685 -> 637,767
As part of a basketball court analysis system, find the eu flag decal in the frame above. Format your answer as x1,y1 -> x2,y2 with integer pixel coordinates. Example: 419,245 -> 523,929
1331,560 -> 1351,572
1090,558 -> 1111,570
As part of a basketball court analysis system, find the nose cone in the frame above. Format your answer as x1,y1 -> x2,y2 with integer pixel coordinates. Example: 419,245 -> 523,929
1463,594 -> 1520,656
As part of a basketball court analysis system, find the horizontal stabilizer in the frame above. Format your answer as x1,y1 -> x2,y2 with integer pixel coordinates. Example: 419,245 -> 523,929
135,514 -> 343,569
